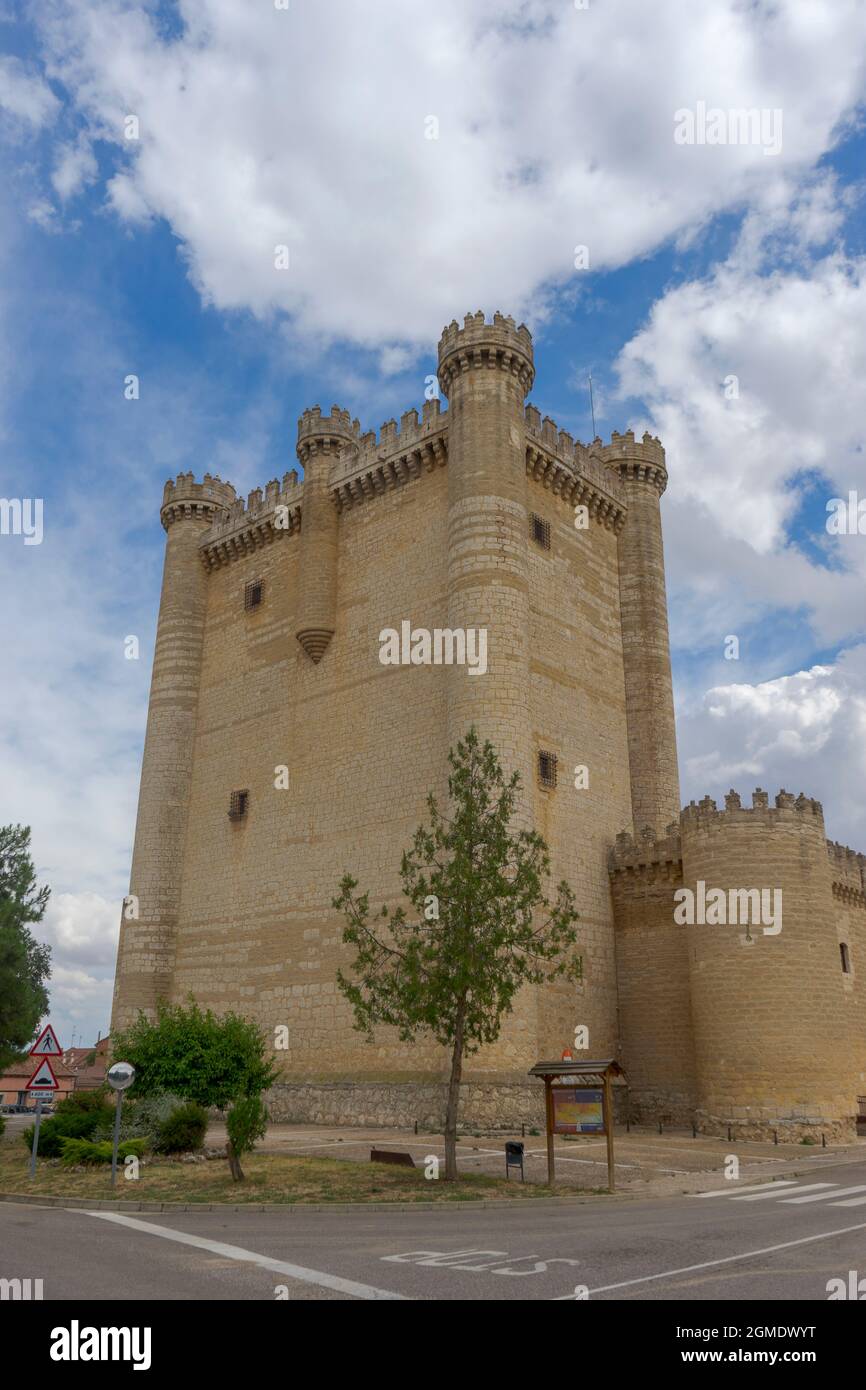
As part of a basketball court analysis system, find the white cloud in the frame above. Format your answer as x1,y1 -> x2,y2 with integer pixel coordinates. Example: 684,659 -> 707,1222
0,54 -> 59,129
40,892 -> 119,969
614,184 -> 866,651
47,964 -> 114,1043
678,649 -> 866,848
32,0 -> 866,345
379,345 -> 415,378
51,136 -> 97,201
105,170 -> 151,223
26,198 -> 59,231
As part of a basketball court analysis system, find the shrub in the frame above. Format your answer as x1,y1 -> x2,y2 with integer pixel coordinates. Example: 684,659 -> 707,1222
55,1089 -> 110,1116
58,1136 -> 147,1167
0,1113 -> 5,1138
20,1106 -> 111,1158
91,1090 -> 182,1145
225,1095 -> 268,1181
153,1101 -> 208,1154
112,999 -> 277,1110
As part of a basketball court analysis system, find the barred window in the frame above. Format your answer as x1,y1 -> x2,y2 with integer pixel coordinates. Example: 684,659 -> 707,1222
228,790 -> 249,821
244,579 -> 264,611
841,942 -> 851,974
530,513 -> 551,550
538,750 -> 557,788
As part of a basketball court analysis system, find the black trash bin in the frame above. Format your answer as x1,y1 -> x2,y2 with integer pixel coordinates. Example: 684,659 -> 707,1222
505,1140 -> 525,1182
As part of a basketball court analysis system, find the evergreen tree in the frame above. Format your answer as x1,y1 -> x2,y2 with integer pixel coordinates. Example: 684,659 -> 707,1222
0,825 -> 51,1071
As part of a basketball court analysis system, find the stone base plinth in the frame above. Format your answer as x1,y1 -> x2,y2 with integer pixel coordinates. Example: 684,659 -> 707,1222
265,1080 -> 548,1131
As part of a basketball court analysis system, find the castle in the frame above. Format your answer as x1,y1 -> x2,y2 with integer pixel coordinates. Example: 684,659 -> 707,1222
111,311 -> 866,1141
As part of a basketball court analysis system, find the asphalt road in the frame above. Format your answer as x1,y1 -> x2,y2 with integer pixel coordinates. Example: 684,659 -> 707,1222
4,1155 -> 866,1302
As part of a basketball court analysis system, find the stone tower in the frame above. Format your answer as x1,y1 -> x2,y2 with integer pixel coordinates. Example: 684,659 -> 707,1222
294,407 -> 358,663
111,473 -> 235,1023
681,791 -> 855,1140
600,430 -> 680,836
438,311 -> 535,807
112,311 -> 864,1139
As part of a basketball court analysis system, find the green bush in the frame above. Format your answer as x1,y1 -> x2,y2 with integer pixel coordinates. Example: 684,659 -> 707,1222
58,1136 -> 147,1167
225,1095 -> 268,1180
153,1101 -> 208,1154
112,999 -> 277,1110
91,1091 -> 171,1145
0,1112 -> 5,1138
20,1106 -> 111,1158
55,1088 -> 110,1116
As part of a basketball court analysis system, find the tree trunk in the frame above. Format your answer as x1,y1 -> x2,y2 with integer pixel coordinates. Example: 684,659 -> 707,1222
226,1139 -> 245,1182
443,1000 -> 466,1182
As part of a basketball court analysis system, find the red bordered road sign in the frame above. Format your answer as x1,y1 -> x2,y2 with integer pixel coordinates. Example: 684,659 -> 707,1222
26,1058 -> 59,1091
29,1024 -> 62,1057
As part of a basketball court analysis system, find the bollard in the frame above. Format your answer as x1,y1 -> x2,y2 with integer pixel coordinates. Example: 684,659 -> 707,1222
822,1132 -> 826,1148
727,1125 -> 732,1142
774,1130 -> 778,1145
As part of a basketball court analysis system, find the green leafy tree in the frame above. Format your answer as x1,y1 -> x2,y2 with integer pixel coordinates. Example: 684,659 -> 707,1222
334,728 -> 582,1182
0,825 -> 51,1071
112,999 -> 277,1180
225,1096 -> 269,1181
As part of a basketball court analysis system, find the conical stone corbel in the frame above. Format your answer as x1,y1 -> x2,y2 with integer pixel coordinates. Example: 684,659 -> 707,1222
297,628 -> 334,663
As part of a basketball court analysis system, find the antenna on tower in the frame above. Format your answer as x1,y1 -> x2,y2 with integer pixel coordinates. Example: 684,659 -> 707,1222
588,373 -> 596,438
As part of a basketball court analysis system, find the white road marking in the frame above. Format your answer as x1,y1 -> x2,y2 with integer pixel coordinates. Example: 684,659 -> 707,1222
831,1194 -> 866,1206
553,1220 -> 866,1298
695,1180 -> 798,1198
75,1210 -> 408,1300
781,1185 -> 866,1204
733,1182 -> 835,1202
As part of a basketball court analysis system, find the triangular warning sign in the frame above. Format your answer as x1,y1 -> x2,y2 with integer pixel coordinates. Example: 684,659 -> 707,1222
26,1058 -> 59,1091
29,1024 -> 62,1057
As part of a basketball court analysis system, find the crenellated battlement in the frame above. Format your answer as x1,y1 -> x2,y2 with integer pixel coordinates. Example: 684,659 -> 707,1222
297,405 -> 360,464
609,787 -> 828,878
524,403 -> 627,532
594,428 -> 668,494
351,398 -> 444,468
199,471 -> 302,569
160,472 -> 237,531
437,309 -> 534,397
608,822 -> 683,876
331,397 -> 447,512
680,787 -> 825,830
827,838 -> 866,866
438,309 -> 533,356
827,839 -> 866,895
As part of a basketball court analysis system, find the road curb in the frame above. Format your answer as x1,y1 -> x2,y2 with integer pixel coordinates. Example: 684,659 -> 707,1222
0,1189 -> 621,1214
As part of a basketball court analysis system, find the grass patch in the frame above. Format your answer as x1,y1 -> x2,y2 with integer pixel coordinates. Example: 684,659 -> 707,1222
0,1132 -> 553,1205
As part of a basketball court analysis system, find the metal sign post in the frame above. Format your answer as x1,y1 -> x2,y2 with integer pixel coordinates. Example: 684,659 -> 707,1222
29,1097 -> 44,1179
25,1053 -> 61,1176
107,1061 -> 136,1187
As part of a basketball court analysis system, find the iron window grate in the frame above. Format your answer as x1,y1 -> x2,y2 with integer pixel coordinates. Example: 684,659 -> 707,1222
538,750 -> 557,788
530,513 -> 551,550
245,579 -> 264,611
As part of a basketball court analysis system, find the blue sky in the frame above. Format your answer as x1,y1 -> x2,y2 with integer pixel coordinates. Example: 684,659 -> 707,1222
2,0 -> 866,1048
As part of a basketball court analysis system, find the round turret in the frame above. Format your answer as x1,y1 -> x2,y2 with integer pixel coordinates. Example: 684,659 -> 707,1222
294,406 -> 358,664
160,472 -> 236,531
437,310 -> 534,400
681,789 -> 855,1141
